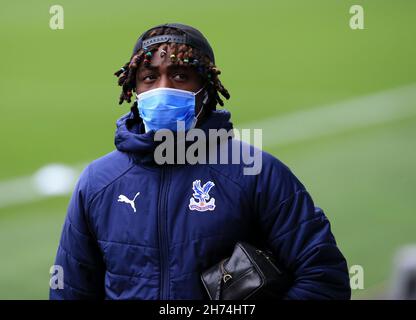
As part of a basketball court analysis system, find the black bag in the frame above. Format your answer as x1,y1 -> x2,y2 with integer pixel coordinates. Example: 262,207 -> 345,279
200,241 -> 292,300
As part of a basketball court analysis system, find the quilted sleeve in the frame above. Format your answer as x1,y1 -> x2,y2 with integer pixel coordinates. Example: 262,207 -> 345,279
255,155 -> 351,299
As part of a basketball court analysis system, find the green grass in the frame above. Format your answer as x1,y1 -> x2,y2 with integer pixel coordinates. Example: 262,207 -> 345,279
0,0 -> 415,299
0,197 -> 65,299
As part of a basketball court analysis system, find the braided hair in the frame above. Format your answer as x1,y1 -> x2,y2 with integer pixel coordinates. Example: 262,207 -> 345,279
114,26 -> 230,121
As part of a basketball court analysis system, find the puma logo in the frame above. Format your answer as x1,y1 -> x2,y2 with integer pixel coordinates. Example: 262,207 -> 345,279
117,192 -> 140,213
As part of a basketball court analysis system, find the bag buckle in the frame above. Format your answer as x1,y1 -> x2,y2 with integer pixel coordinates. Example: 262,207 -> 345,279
220,259 -> 233,283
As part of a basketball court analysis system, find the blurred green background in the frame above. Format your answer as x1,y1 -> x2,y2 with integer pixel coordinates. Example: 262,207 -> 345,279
0,0 -> 415,299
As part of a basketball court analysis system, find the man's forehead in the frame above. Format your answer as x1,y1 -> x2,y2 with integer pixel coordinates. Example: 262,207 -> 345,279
138,45 -> 196,72
138,61 -> 194,72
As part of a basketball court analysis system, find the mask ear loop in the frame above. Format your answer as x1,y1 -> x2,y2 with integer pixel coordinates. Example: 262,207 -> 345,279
194,83 -> 206,96
195,88 -> 209,120
189,86 -> 209,130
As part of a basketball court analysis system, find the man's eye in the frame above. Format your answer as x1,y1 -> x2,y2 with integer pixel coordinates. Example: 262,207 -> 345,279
173,73 -> 188,81
142,74 -> 156,81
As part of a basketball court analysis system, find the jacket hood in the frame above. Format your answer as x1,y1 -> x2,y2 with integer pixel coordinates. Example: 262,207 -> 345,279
114,109 -> 233,160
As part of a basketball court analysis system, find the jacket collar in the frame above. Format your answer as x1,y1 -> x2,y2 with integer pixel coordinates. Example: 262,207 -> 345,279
114,109 -> 234,164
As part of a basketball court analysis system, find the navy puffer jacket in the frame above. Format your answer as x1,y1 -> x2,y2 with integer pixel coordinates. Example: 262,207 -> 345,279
50,110 -> 351,299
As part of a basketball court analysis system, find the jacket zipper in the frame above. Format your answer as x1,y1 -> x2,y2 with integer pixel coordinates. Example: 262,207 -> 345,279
158,166 -> 171,299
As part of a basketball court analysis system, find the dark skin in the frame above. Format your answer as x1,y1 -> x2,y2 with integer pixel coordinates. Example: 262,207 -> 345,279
135,45 -> 207,125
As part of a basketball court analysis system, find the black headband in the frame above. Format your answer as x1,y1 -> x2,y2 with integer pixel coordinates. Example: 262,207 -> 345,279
131,23 -> 215,64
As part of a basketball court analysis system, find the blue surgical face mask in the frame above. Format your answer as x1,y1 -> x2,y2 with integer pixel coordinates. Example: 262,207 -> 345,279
136,85 -> 207,133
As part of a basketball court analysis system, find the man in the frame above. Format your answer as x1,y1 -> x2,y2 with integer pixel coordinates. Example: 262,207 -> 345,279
50,23 -> 351,299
